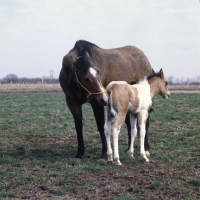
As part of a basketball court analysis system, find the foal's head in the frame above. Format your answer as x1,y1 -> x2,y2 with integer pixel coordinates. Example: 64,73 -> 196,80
73,51 -> 108,106
148,69 -> 170,99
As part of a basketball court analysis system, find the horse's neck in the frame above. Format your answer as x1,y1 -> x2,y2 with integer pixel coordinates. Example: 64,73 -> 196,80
149,79 -> 160,98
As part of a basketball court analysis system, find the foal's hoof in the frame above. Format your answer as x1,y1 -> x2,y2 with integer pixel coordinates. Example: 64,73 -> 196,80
72,158 -> 82,166
125,151 -> 134,158
97,158 -> 108,165
114,159 -> 122,165
145,151 -> 150,157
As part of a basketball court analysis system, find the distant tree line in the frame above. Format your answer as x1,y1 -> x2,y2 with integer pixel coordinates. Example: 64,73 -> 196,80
168,75 -> 200,85
0,74 -> 59,84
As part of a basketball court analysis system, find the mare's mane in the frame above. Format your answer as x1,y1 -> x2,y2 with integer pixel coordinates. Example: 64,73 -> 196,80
74,40 -> 99,57
74,40 -> 99,73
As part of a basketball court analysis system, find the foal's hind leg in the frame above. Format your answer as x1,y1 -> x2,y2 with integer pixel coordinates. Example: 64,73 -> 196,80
112,114 -> 126,165
104,107 -> 113,162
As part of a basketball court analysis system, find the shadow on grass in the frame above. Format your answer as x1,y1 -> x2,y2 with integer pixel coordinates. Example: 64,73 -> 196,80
0,144 -> 77,164
0,141 -> 104,165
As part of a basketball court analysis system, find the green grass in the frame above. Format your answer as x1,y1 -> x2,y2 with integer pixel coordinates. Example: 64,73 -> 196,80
0,92 -> 200,199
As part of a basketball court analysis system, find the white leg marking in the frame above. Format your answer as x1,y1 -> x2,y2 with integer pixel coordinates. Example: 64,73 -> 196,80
126,115 -> 137,158
89,67 -> 107,102
113,127 -> 121,165
145,151 -> 150,157
104,106 -> 113,161
138,111 -> 149,162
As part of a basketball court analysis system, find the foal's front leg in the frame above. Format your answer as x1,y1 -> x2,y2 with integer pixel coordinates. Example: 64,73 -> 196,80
138,111 -> 149,162
126,114 -> 137,158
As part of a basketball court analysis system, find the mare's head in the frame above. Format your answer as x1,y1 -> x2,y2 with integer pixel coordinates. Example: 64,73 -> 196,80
73,41 -> 108,106
148,69 -> 170,99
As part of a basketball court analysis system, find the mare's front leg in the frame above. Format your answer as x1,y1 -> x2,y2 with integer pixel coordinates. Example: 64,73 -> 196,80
138,110 -> 149,162
90,98 -> 107,162
66,98 -> 84,163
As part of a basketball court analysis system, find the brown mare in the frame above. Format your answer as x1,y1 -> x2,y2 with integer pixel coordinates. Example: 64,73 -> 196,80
59,40 -> 153,163
104,69 -> 170,165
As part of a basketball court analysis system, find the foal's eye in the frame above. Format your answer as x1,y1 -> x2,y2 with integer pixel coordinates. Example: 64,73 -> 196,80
166,82 -> 168,86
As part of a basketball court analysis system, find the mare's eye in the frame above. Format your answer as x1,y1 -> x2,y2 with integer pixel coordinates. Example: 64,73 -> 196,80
85,78 -> 90,82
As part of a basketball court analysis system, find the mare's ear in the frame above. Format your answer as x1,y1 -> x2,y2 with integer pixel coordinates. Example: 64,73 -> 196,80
159,68 -> 164,78
71,55 -> 81,69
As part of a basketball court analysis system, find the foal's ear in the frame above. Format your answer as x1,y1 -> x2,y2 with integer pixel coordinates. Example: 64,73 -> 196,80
159,68 -> 164,77
151,68 -> 156,75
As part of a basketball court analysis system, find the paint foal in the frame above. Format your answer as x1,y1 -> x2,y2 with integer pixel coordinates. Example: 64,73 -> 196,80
104,69 -> 170,165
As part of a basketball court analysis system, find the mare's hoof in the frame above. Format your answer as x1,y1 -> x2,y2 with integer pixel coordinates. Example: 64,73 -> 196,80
72,158 -> 82,166
97,158 -> 108,165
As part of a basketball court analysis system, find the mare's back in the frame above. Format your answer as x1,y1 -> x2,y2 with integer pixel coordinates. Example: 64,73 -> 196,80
97,46 -> 152,87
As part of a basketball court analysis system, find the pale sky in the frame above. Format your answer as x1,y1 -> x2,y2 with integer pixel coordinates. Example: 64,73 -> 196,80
0,0 -> 200,79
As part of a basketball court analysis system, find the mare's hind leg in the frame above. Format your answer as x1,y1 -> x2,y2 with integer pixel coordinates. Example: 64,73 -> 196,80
138,110 -> 149,162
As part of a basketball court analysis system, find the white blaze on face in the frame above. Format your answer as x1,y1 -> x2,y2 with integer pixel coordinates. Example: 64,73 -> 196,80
89,67 -> 108,102
89,67 -> 97,78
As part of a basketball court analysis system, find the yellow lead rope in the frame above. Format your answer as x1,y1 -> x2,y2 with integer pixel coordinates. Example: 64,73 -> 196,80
74,68 -> 106,99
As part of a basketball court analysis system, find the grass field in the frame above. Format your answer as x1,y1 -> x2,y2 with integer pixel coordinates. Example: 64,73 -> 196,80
0,92 -> 199,199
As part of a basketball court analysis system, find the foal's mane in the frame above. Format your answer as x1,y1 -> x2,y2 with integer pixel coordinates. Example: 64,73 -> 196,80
147,71 -> 162,81
74,40 -> 99,57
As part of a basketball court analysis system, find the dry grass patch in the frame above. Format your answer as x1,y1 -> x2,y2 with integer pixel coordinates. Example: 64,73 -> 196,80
0,83 -> 62,93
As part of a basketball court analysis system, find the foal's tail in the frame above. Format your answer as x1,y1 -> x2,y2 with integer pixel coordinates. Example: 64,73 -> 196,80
107,91 -> 116,120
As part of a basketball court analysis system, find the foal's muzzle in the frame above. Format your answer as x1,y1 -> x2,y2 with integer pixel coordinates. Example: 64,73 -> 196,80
165,91 -> 171,99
